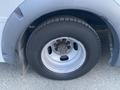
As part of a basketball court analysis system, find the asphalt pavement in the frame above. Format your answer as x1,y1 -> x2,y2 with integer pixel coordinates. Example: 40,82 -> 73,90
0,55 -> 120,90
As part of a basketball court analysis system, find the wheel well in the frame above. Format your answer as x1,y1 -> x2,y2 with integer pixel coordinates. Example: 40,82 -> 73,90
20,9 -> 119,65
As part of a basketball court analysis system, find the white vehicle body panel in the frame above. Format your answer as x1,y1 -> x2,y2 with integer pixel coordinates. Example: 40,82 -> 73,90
0,0 -> 24,17
0,17 -> 6,62
0,0 -> 120,66
0,0 -> 24,62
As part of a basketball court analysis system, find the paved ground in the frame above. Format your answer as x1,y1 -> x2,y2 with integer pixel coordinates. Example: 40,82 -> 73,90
0,56 -> 120,90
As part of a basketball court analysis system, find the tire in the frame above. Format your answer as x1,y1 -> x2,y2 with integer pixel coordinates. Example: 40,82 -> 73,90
25,16 -> 101,80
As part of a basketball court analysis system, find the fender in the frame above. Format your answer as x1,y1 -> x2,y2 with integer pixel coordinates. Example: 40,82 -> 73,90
0,0 -> 24,62
2,0 -> 120,66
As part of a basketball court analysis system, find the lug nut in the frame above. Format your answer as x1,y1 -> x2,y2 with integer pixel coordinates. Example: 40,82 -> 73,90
67,46 -> 71,49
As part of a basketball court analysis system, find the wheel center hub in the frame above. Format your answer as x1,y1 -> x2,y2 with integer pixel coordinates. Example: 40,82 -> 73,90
53,39 -> 71,55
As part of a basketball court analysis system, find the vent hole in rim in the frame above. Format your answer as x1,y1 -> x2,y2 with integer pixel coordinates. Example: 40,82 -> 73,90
48,46 -> 52,54
73,42 -> 78,50
60,55 -> 69,61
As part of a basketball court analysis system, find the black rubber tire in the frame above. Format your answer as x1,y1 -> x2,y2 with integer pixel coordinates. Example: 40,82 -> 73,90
26,16 -> 101,80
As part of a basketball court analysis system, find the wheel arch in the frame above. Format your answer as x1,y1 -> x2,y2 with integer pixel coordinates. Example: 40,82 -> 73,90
2,0 -> 120,66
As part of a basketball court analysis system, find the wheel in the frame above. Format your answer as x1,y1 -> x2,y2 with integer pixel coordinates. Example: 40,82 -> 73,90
25,16 -> 101,80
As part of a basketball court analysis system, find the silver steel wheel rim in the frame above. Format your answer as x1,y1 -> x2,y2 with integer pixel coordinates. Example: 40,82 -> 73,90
41,37 -> 86,73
